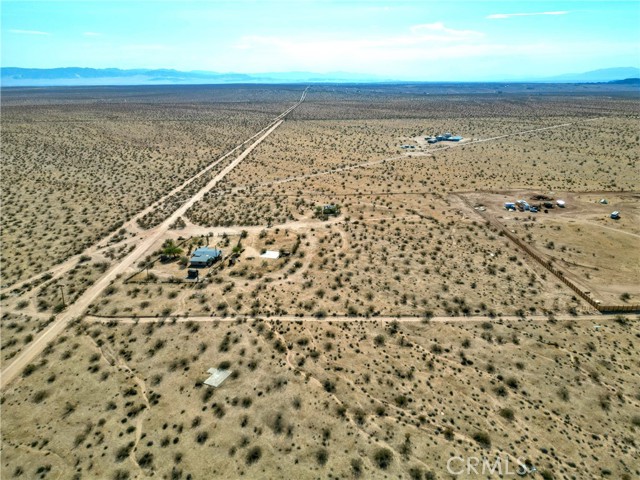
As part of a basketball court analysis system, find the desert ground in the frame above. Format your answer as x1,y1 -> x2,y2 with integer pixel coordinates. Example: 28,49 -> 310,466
1,84 -> 639,479
2,316 -> 639,479
1,85 -> 302,287
459,191 -> 640,306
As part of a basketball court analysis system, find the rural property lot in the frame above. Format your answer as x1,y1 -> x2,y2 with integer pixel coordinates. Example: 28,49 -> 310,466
461,190 -> 640,306
0,85 -> 302,287
1,84 -> 639,480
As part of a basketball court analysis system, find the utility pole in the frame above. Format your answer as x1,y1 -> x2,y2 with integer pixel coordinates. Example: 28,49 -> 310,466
59,285 -> 66,306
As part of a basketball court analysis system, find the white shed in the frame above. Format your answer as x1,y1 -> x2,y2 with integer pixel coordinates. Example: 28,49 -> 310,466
204,368 -> 232,387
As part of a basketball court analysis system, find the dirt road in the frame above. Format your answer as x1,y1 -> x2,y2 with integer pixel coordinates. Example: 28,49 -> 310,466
0,90 -> 308,389
1,107 -> 588,296
241,117 -> 605,191
579,220 -> 640,239
0,88 -> 309,296
84,313 -> 611,325
0,96 -> 609,389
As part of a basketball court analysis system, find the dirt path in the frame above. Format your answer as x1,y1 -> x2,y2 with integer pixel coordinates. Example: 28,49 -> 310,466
0,112 -> 596,297
578,220 -> 640,239
0,101 -> 609,390
1,88 -> 309,296
455,192 -> 640,312
236,117 -> 604,192
261,319 -> 479,470
0,90 -> 308,390
84,313 -> 612,325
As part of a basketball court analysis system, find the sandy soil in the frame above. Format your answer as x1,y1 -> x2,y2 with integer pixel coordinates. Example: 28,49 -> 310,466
1,85 -> 639,480
461,190 -> 640,305
2,315 -> 638,479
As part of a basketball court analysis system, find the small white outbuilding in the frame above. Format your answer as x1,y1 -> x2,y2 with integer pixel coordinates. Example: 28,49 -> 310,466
204,368 -> 232,387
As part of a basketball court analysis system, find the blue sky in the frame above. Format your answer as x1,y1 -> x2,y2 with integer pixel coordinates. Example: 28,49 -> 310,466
2,0 -> 639,80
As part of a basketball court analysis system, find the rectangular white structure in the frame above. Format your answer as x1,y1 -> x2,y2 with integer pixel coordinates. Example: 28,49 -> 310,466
260,250 -> 280,259
204,368 -> 232,387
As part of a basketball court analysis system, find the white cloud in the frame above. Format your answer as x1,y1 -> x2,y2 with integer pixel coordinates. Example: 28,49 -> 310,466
225,21 -> 635,79
235,22 -> 483,54
9,29 -> 50,35
212,33 -> 639,80
487,11 -> 569,19
410,22 -> 483,41
83,32 -> 102,37
230,26 -> 532,76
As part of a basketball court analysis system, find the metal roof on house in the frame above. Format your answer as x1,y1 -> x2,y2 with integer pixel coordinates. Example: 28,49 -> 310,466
192,247 -> 221,256
190,247 -> 222,263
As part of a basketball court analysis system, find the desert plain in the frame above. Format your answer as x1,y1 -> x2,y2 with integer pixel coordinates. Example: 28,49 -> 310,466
1,83 -> 639,479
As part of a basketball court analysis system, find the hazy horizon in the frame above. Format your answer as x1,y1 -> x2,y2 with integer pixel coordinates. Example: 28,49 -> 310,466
2,1 -> 639,82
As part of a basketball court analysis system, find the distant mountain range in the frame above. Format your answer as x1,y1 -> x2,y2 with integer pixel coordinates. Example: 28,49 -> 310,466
0,67 -> 383,86
1,66 -> 639,86
543,67 -> 640,83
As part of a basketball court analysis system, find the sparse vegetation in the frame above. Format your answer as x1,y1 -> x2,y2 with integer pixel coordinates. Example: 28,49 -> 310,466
1,83 -> 638,480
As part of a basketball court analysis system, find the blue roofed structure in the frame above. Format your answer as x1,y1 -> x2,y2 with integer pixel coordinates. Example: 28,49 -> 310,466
190,246 -> 222,267
433,133 -> 462,142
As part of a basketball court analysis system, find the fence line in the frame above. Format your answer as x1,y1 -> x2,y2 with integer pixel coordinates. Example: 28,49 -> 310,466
455,194 -> 639,314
